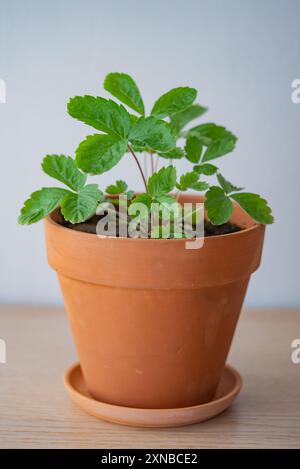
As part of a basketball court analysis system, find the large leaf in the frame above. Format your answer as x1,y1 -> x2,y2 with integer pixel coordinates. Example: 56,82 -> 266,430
67,95 -> 131,138
177,171 -> 209,192
60,184 -> 102,224
104,72 -> 145,115
188,123 -> 237,161
18,187 -> 68,225
75,134 -> 127,175
129,117 -> 176,153
230,192 -> 274,224
151,87 -> 197,119
205,186 -> 233,225
147,166 -> 177,197
217,173 -> 243,194
42,155 -> 86,191
185,135 -> 203,163
105,180 -> 128,194
170,104 -> 208,133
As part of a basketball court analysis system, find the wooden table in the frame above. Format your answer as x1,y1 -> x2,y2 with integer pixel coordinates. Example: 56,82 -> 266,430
0,306 -> 299,449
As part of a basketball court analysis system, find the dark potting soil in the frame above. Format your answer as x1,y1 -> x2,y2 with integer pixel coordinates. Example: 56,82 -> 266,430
59,213 -> 242,237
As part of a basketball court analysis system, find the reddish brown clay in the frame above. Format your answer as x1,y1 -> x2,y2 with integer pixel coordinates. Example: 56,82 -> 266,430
45,194 -> 265,409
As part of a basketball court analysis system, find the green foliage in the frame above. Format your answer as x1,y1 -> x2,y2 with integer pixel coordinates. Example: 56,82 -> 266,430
230,193 -> 274,224
170,104 -> 208,134
60,184 -> 102,223
129,117 -> 176,153
147,166 -> 177,197
185,135 -> 203,163
67,96 -> 131,138
104,72 -> 145,115
105,180 -> 128,194
188,123 -> 237,161
205,186 -> 233,225
176,171 -> 209,192
151,87 -> 197,119
18,188 -> 69,225
19,71 -> 274,230
75,134 -> 127,175
42,155 -> 86,191
194,163 -> 218,175
216,173 -> 243,194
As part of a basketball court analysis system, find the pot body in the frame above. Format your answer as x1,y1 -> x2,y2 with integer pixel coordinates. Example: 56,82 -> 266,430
45,195 -> 265,409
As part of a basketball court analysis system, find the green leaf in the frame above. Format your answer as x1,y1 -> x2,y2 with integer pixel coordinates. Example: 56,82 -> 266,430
205,186 -> 233,225
60,184 -> 102,224
194,163 -> 218,175
105,179 -> 128,194
217,173 -> 243,194
185,135 -> 203,163
126,190 -> 135,200
156,194 -> 177,205
129,117 -> 176,153
230,193 -> 274,224
67,95 -> 131,138
18,187 -> 69,225
151,87 -> 197,119
188,123 -> 237,162
104,72 -> 145,115
130,193 -> 152,209
170,104 -> 208,133
75,134 -> 127,175
177,171 -> 209,192
41,155 -> 86,191
147,166 -> 177,197
158,147 -> 185,159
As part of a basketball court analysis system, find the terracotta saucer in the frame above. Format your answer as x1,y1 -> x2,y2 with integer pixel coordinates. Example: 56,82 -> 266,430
64,363 -> 242,428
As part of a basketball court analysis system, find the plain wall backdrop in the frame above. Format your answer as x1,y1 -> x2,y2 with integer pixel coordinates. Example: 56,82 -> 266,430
0,0 -> 299,307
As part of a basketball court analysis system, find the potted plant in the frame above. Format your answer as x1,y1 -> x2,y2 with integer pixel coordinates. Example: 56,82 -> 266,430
19,72 -> 273,418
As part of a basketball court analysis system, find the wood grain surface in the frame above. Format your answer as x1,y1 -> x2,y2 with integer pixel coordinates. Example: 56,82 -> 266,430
0,306 -> 299,448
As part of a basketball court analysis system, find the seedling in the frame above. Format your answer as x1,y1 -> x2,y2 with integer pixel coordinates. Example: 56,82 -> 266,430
18,72 -> 274,233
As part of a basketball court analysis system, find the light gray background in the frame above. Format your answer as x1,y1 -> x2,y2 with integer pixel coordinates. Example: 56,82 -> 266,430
0,0 -> 299,306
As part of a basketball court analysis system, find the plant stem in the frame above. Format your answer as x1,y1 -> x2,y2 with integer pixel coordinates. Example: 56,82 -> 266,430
154,155 -> 160,173
128,144 -> 148,191
150,152 -> 154,175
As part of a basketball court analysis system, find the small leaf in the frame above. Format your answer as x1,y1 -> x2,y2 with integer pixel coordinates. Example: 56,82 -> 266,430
18,188 -> 69,225
104,72 -> 145,115
194,163 -> 218,175
129,117 -> 176,153
156,194 -> 177,205
158,147 -> 185,159
147,166 -> 177,197
205,186 -> 233,225
217,173 -> 243,194
185,135 -> 203,163
42,155 -> 86,191
130,193 -> 152,209
170,104 -> 208,133
188,123 -> 237,162
67,95 -> 131,138
75,134 -> 127,175
151,87 -> 197,119
60,184 -> 102,224
230,193 -> 274,224
126,190 -> 135,200
177,171 -> 209,192
105,180 -> 128,194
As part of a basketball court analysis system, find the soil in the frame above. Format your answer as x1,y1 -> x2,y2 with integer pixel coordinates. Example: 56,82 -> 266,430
59,212 -> 242,237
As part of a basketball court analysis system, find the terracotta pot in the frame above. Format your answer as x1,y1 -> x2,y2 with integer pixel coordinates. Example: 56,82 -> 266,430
44,194 -> 265,409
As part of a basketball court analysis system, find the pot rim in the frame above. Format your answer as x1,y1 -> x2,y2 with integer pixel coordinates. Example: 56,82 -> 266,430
46,206 -> 263,244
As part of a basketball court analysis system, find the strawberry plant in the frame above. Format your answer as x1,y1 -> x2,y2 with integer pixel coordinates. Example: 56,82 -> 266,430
18,72 -> 274,231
